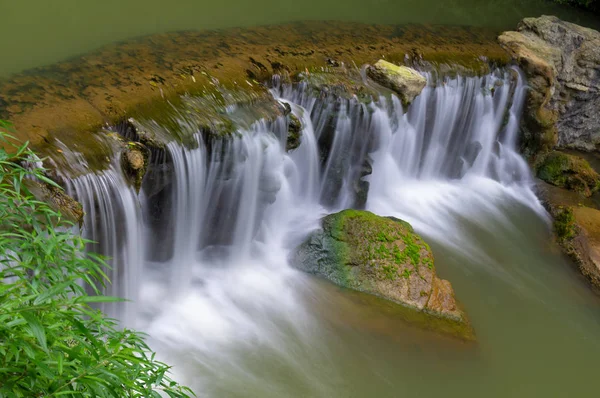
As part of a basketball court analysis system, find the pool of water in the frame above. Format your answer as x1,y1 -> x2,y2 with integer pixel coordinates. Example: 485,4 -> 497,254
143,186 -> 600,397
1,0 -> 598,77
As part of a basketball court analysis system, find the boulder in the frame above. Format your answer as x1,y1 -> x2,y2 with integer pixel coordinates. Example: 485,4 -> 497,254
536,151 -> 600,197
292,209 -> 474,340
366,60 -> 427,106
499,16 -> 600,155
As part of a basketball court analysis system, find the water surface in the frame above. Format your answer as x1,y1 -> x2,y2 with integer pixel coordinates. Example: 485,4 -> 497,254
1,0 -> 598,77
65,71 -> 600,396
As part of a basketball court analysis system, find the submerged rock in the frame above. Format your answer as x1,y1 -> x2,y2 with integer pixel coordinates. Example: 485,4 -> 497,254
292,209 -> 474,340
536,151 -> 600,197
366,60 -> 426,106
499,16 -> 600,156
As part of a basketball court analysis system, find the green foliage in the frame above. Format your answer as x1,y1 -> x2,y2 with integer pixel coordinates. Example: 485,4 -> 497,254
0,125 -> 193,397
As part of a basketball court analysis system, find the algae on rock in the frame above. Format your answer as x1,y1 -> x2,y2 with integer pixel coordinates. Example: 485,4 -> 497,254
366,60 -> 426,106
536,151 -> 600,197
292,209 -> 474,340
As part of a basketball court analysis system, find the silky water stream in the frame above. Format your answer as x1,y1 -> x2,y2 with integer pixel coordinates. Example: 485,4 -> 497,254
66,70 -> 600,397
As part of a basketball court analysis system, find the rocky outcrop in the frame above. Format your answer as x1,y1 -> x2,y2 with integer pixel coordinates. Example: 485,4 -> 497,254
367,60 -> 427,106
499,16 -> 600,156
292,209 -> 474,340
537,182 -> 600,291
536,150 -> 600,197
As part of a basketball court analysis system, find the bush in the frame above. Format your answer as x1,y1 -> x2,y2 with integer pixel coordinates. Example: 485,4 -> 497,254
0,124 -> 193,397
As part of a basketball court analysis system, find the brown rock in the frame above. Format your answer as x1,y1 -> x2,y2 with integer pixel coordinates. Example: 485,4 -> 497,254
293,209 -> 474,340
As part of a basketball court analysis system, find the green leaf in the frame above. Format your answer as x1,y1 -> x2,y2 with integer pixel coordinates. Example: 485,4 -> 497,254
21,311 -> 48,352
75,295 -> 125,304
33,281 -> 74,305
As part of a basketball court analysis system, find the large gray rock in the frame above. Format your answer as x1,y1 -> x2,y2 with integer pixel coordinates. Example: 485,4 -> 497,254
499,16 -> 600,154
366,60 -> 426,106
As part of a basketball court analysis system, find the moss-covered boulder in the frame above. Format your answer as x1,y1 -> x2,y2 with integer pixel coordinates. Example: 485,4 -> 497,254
536,151 -> 600,197
292,209 -> 473,340
366,60 -> 426,106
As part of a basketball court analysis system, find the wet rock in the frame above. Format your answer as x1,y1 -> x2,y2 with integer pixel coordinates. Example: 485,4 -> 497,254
499,16 -> 600,156
292,209 -> 474,340
366,60 -> 426,106
537,181 -> 600,291
299,69 -> 378,103
24,179 -> 84,226
286,113 -> 302,151
120,142 -> 150,193
536,151 -> 600,197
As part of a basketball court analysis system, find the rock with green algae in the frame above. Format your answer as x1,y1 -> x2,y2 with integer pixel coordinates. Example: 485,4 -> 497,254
536,151 -> 600,197
292,209 -> 474,340
537,181 -> 600,291
298,68 -> 379,103
366,60 -> 426,106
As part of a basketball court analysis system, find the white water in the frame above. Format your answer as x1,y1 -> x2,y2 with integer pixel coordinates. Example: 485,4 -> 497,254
65,69 -> 558,396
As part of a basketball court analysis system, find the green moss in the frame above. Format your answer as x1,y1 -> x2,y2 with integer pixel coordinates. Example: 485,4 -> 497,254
537,151 -> 600,197
320,209 -> 434,283
383,264 -> 399,280
554,206 -> 576,241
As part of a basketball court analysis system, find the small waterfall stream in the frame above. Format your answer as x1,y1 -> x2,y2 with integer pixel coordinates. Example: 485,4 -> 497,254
63,69 -> 600,397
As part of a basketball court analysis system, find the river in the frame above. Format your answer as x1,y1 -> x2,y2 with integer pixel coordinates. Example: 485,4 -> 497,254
63,68 -> 600,396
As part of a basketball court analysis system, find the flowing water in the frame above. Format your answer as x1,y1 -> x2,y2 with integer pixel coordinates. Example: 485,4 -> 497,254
1,0 -> 599,78
64,69 -> 600,397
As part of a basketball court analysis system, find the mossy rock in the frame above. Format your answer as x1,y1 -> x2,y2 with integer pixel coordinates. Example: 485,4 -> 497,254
120,142 -> 150,193
286,113 -> 302,151
366,60 -> 426,106
298,68 -> 378,103
536,151 -> 600,197
292,209 -> 474,340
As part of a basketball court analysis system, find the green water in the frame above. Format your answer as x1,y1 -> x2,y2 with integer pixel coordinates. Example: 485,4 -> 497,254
155,201 -> 600,397
0,0 -> 598,77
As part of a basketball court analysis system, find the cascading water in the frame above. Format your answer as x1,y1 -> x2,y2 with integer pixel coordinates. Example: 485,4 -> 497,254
63,69 -> 600,397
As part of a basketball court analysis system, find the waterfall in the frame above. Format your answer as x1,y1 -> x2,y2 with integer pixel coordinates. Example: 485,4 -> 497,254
65,68 -> 546,393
